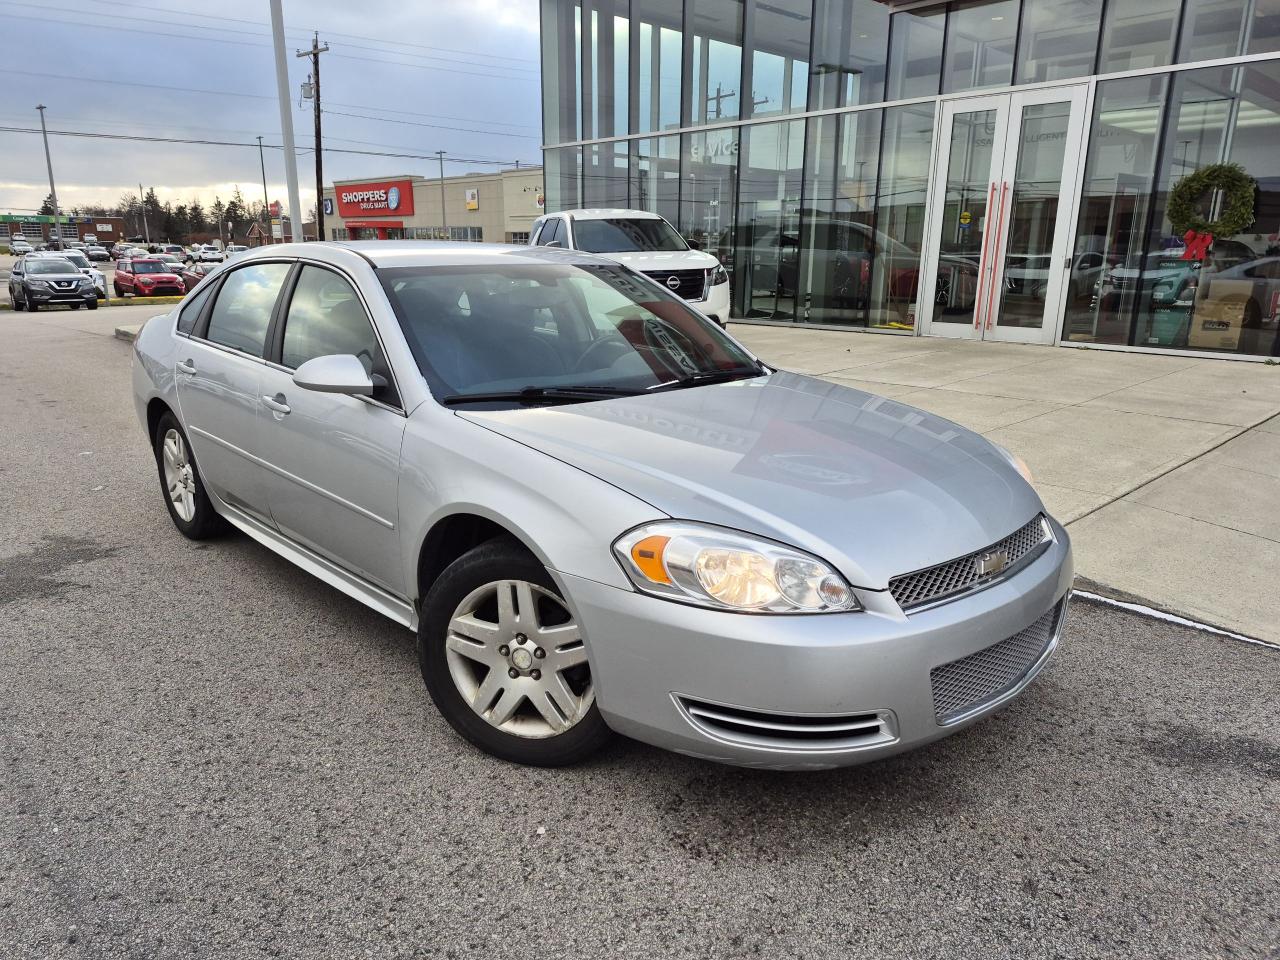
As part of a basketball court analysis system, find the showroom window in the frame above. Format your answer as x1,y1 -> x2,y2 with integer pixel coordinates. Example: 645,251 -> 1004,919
545,145 -> 582,212
886,6 -> 945,100
632,135 -> 681,225
1097,0 -> 1181,73
732,118 -> 805,319
680,127 -> 739,269
1015,0 -> 1102,83
582,0 -> 629,139
799,109 -> 882,327
541,0 -> 580,144
942,0 -> 1017,94
872,103 -> 936,331
688,0 -> 745,124
748,0 -> 811,119
583,141 -> 630,206
1178,0 -> 1280,63
634,0 -> 684,133
808,0 -> 889,110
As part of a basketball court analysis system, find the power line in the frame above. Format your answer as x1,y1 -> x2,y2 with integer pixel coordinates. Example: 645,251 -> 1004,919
0,68 -> 539,134
322,109 -> 541,141
68,0 -> 540,64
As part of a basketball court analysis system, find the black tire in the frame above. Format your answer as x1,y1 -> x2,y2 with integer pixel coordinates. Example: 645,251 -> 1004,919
70,303 -> 81,310
152,412 -> 224,540
86,299 -> 98,311
10,292 -> 22,312
419,538 -> 612,766
27,300 -> 38,312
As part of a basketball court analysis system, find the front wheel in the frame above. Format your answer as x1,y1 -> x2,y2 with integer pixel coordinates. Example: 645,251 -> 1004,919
419,539 -> 611,766
86,299 -> 98,311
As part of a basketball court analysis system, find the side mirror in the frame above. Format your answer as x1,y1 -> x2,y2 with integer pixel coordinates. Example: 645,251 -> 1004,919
293,354 -> 375,396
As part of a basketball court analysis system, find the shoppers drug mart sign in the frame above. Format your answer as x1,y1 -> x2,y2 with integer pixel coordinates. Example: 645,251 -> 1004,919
335,179 -> 415,218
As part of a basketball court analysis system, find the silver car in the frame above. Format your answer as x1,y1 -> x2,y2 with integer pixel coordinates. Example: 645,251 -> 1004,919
131,242 -> 1072,769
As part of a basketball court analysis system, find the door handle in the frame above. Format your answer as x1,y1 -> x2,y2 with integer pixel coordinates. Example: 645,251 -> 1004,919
985,181 -> 1010,331
176,359 -> 196,375
262,393 -> 291,415
973,181 -> 998,330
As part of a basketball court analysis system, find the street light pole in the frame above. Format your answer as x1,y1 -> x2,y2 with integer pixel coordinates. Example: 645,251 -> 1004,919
35,105 -> 62,248
257,135 -> 270,244
435,150 -> 447,236
269,0 -> 303,242
138,182 -> 150,245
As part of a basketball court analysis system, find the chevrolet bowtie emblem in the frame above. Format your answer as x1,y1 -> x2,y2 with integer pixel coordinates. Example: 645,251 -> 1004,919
974,549 -> 1009,577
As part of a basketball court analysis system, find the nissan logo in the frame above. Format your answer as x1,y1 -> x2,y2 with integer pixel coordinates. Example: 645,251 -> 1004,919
666,275 -> 681,290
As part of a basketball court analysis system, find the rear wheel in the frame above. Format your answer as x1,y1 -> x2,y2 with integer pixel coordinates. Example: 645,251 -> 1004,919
153,413 -> 224,540
419,539 -> 611,766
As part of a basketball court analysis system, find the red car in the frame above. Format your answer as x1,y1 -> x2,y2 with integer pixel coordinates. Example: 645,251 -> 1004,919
113,258 -> 185,297
175,261 -> 218,293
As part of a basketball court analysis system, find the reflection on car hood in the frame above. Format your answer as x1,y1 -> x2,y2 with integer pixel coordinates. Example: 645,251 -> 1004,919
459,373 -> 1044,588
593,250 -> 720,271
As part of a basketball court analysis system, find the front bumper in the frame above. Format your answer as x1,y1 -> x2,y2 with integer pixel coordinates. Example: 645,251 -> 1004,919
26,287 -> 97,305
555,518 -> 1073,770
700,281 -> 731,324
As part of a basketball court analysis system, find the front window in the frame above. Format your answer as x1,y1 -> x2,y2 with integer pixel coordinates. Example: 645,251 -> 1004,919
379,261 -> 762,406
64,253 -> 89,268
132,261 -> 170,274
27,259 -> 78,275
572,217 -> 688,253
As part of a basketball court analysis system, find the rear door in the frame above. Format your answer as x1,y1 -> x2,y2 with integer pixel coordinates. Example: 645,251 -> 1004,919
175,260 -> 294,523
256,263 -> 408,592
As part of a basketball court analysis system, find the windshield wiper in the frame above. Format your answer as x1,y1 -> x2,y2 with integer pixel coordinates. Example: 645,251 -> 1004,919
647,367 -> 766,392
440,385 -> 642,407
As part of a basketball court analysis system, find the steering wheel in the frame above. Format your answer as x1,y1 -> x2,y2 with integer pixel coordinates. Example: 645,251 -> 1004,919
574,335 -> 631,373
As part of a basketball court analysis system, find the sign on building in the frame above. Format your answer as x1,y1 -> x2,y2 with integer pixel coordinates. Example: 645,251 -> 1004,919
334,179 -> 415,218
465,188 -> 479,211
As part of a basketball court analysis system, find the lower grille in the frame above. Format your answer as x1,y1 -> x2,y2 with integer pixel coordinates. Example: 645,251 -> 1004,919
642,268 -> 707,301
675,696 -> 894,751
930,600 -> 1063,724
889,515 -> 1050,611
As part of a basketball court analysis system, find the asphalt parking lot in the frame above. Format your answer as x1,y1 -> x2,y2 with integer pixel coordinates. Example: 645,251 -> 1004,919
2,305 -> 1277,959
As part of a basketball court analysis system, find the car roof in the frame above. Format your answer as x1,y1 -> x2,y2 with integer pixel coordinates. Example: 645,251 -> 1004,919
229,240 -> 626,270
550,208 -> 665,221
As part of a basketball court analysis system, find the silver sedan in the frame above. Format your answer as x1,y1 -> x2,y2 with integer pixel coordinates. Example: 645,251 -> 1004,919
131,242 -> 1072,769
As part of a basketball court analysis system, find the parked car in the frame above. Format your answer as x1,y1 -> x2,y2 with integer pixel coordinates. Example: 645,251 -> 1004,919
530,209 -> 731,327
131,241 -> 1071,769
85,244 -> 111,262
160,244 -> 185,257
9,237 -> 33,256
1092,240 -> 1255,314
9,255 -> 99,311
175,260 -> 218,292
33,248 -> 106,298
154,252 -> 187,273
195,244 -> 225,263
224,244 -> 249,259
113,257 -> 185,297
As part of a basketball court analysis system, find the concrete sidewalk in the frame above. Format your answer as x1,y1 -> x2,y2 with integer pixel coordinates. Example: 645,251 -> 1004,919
732,323 -> 1280,643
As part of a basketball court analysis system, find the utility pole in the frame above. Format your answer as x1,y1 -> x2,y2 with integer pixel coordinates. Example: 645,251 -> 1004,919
435,150 -> 447,236
35,105 -> 61,248
257,135 -> 270,243
269,0 -> 303,244
138,182 -> 150,244
297,31 -> 329,241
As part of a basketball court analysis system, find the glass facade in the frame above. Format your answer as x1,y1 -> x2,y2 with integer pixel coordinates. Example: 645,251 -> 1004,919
542,0 -> 1280,357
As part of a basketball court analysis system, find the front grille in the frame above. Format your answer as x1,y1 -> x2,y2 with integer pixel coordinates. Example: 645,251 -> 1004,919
642,268 -> 707,301
675,696 -> 894,751
888,515 -> 1050,611
930,601 -> 1063,724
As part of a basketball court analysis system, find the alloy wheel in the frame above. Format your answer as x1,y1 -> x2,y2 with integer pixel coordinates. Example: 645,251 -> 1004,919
161,428 -> 196,522
444,579 -> 593,738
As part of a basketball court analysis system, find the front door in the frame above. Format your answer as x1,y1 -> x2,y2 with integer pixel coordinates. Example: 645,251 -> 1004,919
920,85 -> 1089,343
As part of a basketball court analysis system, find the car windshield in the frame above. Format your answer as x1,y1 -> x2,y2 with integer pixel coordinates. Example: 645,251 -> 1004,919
132,260 -> 170,274
572,218 -> 688,253
379,261 -> 762,405
63,253 -> 90,268
27,258 -> 78,274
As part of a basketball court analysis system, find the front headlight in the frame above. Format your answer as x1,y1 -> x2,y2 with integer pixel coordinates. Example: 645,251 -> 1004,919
613,522 -> 860,613
28,279 -> 49,289
708,264 -> 729,286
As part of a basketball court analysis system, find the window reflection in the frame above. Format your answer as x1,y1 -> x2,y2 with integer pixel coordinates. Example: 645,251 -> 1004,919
541,0 -> 580,144
680,128 -> 740,272
873,104 -> 936,331
583,141 -> 630,207
1098,0 -> 1180,72
1178,0 -> 1280,62
1015,0 -> 1101,84
732,120 -> 805,319
635,0 -> 683,133
808,0 -> 889,109
942,0 -> 1016,94
545,146 -> 582,212
689,0 -> 745,123
632,136 -> 681,225
749,0 -> 811,118
887,7 -> 944,100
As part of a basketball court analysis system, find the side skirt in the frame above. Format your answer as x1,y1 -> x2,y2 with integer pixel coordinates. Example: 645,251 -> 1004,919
212,494 -> 418,631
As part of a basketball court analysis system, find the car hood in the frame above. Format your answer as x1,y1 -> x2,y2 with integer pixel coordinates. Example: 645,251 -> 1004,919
458,373 -> 1044,589
591,249 -> 720,271
27,271 -> 85,282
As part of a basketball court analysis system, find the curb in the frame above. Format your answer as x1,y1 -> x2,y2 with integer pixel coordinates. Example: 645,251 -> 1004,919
1,294 -> 185,312
114,324 -> 142,343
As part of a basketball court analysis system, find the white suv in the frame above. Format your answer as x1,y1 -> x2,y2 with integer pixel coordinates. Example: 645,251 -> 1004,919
530,209 -> 730,326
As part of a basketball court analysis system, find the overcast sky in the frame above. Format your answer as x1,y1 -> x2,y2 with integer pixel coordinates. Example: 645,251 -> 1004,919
0,0 -> 542,219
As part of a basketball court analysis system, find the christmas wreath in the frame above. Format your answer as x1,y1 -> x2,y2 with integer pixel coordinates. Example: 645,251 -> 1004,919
1166,162 -> 1256,238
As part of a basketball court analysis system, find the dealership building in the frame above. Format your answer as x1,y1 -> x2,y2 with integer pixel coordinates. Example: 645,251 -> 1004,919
538,0 -> 1280,359
321,167 -> 545,245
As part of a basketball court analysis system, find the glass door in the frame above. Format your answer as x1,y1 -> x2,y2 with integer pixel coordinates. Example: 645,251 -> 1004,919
920,85 -> 1089,343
